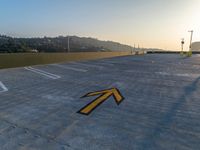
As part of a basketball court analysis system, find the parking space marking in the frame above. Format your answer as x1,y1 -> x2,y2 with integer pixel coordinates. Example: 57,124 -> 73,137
0,81 -> 8,93
51,64 -> 87,72
24,67 -> 61,79
93,62 -> 114,66
70,62 -> 104,69
99,60 -> 118,64
156,72 -> 200,78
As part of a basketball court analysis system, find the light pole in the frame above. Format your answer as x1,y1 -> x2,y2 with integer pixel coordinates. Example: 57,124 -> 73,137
68,36 -> 70,53
188,30 -> 193,51
132,44 -> 135,54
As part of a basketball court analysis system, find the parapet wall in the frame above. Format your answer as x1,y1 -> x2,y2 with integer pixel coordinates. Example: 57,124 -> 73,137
0,51 -> 133,69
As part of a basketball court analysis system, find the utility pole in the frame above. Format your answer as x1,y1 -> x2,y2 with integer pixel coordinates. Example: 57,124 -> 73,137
188,30 -> 193,51
133,44 -> 135,54
68,36 -> 70,53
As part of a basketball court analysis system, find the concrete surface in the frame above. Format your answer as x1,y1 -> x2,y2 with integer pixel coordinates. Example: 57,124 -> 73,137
0,54 -> 200,150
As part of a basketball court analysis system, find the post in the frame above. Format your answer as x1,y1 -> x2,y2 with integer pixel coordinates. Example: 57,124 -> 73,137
188,30 -> 193,50
68,36 -> 70,53
133,44 -> 135,54
188,30 -> 193,56
181,38 -> 184,55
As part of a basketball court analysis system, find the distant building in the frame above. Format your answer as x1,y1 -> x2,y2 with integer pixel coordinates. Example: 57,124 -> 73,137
191,42 -> 200,51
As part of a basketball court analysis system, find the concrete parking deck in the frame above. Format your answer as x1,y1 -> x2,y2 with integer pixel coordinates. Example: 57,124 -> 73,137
0,54 -> 200,150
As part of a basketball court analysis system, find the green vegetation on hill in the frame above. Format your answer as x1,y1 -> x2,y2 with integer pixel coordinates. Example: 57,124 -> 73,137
0,35 -> 134,53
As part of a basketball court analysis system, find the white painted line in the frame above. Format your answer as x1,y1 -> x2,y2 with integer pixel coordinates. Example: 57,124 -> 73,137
24,67 -> 61,79
156,72 -> 170,76
0,81 -> 8,93
156,72 -> 200,78
27,67 -> 61,79
70,62 -> 104,69
51,64 -> 87,72
100,60 -> 117,64
93,62 -> 114,66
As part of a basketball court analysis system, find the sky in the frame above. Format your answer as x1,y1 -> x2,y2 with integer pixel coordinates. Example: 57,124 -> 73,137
0,0 -> 200,50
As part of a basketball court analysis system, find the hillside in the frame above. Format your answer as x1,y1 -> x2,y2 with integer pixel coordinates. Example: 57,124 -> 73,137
0,35 -> 134,53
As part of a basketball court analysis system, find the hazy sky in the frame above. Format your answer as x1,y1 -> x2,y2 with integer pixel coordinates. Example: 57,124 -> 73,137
1,0 -> 200,50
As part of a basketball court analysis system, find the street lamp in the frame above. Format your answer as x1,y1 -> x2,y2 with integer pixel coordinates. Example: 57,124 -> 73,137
188,30 -> 193,51
68,36 -> 70,53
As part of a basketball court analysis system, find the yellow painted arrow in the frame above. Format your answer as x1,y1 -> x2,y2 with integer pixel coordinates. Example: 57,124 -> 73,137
77,88 -> 124,115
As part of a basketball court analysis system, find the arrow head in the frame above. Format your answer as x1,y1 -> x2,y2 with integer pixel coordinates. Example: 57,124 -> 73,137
110,88 -> 124,105
81,88 -> 124,105
81,87 -> 124,104
78,88 -> 124,115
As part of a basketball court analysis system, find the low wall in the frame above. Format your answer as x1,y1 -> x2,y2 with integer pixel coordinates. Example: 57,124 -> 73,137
0,51 -> 132,69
